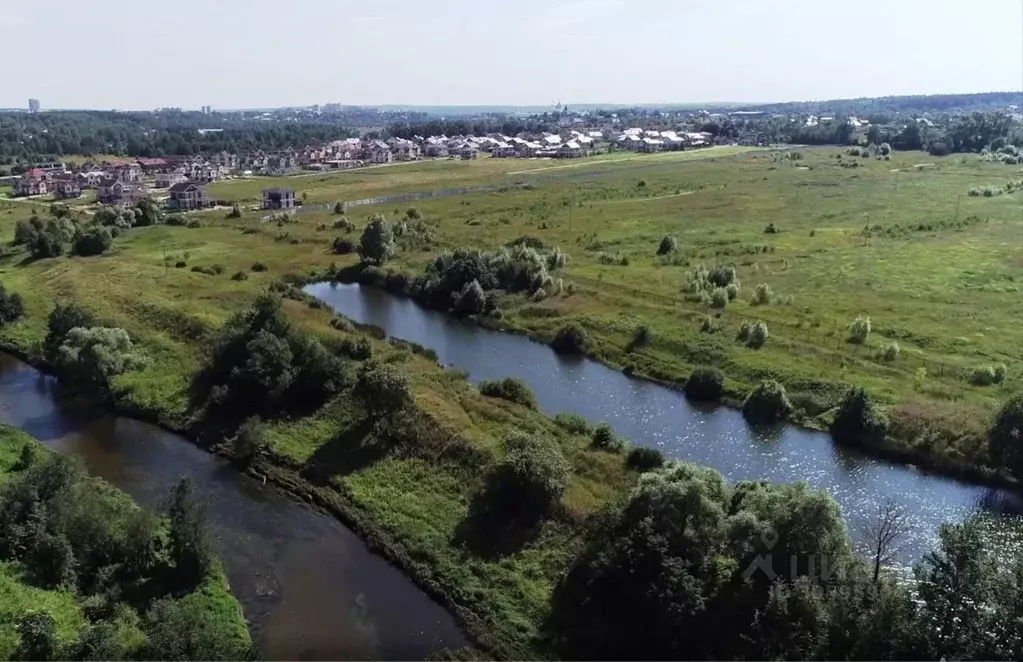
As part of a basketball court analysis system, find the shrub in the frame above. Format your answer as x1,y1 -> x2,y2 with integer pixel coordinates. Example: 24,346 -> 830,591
230,270 -> 248,281
625,446 -> 665,472
333,201 -> 345,214
452,279 -> 487,315
970,364 -> 1007,386
552,324 -> 587,354
725,283 -> 739,300
174,260 -> 187,268
333,237 -> 355,254
591,423 -> 624,453
831,387 -> 887,446
637,179 -> 647,187
0,284 -> 24,326
880,342 -> 900,362
752,283 -> 773,305
685,367 -> 724,401
227,204 -> 242,219
990,394 -> 1023,477
73,226 -> 113,256
847,147 -> 861,156
406,207 -> 422,220
707,266 -> 736,287
334,216 -> 355,232
186,219 -> 201,229
232,416 -> 268,465
251,262 -> 268,272
554,412 -> 591,436
737,321 -> 769,349
710,288 -> 728,309
354,361 -> 414,416
483,432 -> 570,516
699,316 -> 719,334
657,235 -> 679,256
632,325 -> 653,348
742,380 -> 793,423
479,377 -> 537,409
329,315 -> 355,333
848,316 -> 871,344
764,222 -> 779,234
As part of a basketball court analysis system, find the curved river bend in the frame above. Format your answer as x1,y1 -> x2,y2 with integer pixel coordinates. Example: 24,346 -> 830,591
307,282 -> 1023,562
0,354 -> 466,661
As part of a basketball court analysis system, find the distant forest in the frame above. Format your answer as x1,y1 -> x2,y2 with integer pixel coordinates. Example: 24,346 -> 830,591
724,91 -> 1023,116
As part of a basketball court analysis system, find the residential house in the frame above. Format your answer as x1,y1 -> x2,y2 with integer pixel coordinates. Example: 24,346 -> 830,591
13,169 -> 48,196
543,134 -> 562,147
424,142 -> 449,158
262,187 -> 296,210
492,142 -> 516,158
209,151 -> 239,170
98,179 -> 148,205
265,153 -> 298,176
640,137 -> 664,153
154,168 -> 188,189
367,140 -> 393,164
51,177 -> 82,200
136,157 -> 171,175
167,182 -> 212,211
618,134 -> 643,151
391,140 -> 420,161
113,163 -> 142,183
76,170 -> 106,189
517,141 -> 543,157
558,141 -> 584,158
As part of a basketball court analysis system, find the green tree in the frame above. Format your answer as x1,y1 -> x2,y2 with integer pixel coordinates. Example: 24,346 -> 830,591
831,387 -> 888,446
167,478 -> 212,589
989,393 -> 1023,478
133,197 -> 163,226
44,303 -> 94,364
0,284 -> 25,325
15,611 -> 58,661
482,432 -> 569,517
354,362 -> 414,416
357,216 -> 395,264
57,326 -> 146,393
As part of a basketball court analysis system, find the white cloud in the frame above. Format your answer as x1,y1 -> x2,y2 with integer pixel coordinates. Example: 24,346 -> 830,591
0,13 -> 28,29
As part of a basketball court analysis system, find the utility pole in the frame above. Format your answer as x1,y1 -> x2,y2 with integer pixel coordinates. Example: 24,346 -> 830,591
161,240 -> 168,277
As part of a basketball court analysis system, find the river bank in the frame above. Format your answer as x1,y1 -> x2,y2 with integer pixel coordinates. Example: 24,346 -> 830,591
0,350 -> 470,660
0,423 -> 252,660
324,264 -> 1015,491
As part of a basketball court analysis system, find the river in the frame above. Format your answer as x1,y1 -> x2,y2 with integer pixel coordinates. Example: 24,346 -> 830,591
306,281 -> 1023,562
0,354 -> 466,661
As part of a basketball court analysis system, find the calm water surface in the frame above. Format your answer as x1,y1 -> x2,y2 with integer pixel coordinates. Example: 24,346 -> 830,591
307,282 -> 1023,562
0,354 -> 466,661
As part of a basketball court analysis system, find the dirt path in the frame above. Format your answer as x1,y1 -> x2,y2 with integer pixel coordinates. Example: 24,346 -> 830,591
598,190 -> 697,205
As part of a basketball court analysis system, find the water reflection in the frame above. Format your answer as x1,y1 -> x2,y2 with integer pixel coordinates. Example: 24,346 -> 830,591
0,354 -> 466,661
307,281 -> 1023,562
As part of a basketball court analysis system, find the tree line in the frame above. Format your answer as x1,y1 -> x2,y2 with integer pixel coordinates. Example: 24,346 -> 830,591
0,110 -> 356,170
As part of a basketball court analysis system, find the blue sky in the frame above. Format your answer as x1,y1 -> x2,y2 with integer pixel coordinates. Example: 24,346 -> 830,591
3,0 -> 1021,110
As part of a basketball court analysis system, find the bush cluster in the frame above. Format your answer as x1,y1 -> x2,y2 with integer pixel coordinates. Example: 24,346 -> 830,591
742,379 -> 792,422
737,320 -> 769,348
685,367 -> 724,401
479,377 -> 537,409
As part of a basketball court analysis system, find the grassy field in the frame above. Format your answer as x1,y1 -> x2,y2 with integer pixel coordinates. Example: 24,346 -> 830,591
246,147 -> 1023,471
0,144 -> 1020,656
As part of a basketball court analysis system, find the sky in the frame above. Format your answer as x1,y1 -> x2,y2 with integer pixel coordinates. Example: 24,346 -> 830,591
3,0 -> 1021,110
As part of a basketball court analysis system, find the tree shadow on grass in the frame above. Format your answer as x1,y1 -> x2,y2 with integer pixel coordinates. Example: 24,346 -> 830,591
301,417 -> 384,483
451,478 -> 546,560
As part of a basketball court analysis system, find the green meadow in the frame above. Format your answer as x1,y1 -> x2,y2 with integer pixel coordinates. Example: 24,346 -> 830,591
0,144 -> 1020,656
